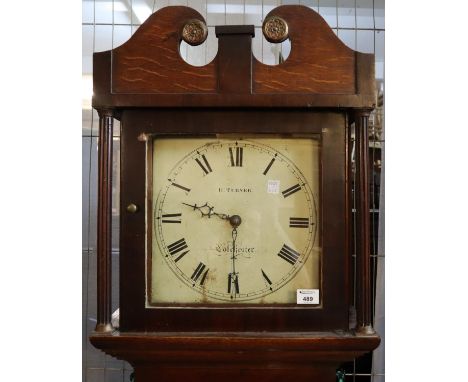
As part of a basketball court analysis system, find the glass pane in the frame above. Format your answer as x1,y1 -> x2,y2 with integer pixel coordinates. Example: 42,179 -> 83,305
83,108 -> 93,137
338,29 -> 356,50
113,0 -> 131,24
150,135 -> 321,305
113,25 -> 131,49
82,0 -> 94,24
88,137 -> 98,250
112,137 -> 121,250
131,24 -> 141,35
356,0 -> 374,28
94,25 -> 113,52
319,0 -> 338,28
154,0 -> 169,12
263,0 -> 280,20
252,26 -> 263,62
207,0 -> 226,25
375,30 -> 384,62
262,37 -> 277,65
300,0 -> 319,12
83,138 -> 92,247
374,0 -> 384,29
186,41 -> 208,67
104,368 -> 124,382
356,29 -> 374,54
226,0 -> 244,25
375,30 -> 384,80
188,0 -> 207,19
338,0 -> 355,28
244,0 -> 262,26
133,0 -> 155,24
92,109 -> 99,137
82,25 -> 94,75
82,74 -> 92,114
85,250 -> 105,368
95,0 -> 113,24
86,369 -> 104,382
206,26 -> 218,64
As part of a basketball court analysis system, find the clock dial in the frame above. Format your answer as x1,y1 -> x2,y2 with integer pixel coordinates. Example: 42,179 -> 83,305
150,136 -> 320,304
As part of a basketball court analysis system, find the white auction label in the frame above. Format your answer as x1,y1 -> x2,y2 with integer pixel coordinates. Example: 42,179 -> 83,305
267,180 -> 280,194
296,289 -> 320,305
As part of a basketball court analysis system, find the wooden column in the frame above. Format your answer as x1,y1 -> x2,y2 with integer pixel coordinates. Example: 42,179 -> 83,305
354,109 -> 375,335
95,108 -> 114,333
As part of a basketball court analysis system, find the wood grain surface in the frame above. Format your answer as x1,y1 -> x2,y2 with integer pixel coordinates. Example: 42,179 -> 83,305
90,331 -> 380,382
112,6 -> 216,93
253,5 -> 355,94
93,5 -> 375,108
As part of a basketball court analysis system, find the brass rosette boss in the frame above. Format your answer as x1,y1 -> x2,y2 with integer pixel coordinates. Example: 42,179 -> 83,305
262,16 -> 289,44
181,19 -> 208,46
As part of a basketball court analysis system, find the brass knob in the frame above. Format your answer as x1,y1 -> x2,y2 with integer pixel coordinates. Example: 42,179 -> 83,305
126,203 -> 138,213
182,19 -> 208,46
262,16 -> 289,43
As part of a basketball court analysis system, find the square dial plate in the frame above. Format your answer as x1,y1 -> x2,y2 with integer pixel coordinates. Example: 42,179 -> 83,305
148,135 -> 321,305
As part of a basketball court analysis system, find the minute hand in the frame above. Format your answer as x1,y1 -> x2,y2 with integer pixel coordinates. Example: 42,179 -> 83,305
182,202 -> 230,221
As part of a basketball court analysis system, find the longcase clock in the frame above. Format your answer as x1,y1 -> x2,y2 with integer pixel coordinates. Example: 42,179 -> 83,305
90,5 -> 380,381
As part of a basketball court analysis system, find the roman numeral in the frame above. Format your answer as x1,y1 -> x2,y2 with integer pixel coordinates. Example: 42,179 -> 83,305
161,213 -> 182,223
228,273 -> 240,294
229,147 -> 243,167
263,157 -> 276,175
195,154 -> 212,175
171,182 -> 191,193
261,269 -> 272,286
167,238 -> 189,262
277,244 -> 300,265
289,217 -> 309,228
191,262 -> 209,285
282,183 -> 301,198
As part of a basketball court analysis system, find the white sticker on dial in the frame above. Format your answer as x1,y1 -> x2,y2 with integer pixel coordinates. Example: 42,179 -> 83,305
297,289 -> 320,304
267,180 -> 280,194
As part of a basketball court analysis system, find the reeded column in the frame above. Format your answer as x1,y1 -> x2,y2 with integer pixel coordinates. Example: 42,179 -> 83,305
354,109 -> 375,335
95,108 -> 114,333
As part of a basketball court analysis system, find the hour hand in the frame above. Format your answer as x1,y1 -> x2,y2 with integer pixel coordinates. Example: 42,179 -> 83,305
182,202 -> 230,221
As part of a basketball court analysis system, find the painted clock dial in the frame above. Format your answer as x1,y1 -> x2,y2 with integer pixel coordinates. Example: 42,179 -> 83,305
149,136 -> 321,304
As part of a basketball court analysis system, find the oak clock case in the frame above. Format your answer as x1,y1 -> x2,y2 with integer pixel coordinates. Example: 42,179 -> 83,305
120,109 -> 348,332
149,135 -> 321,305
91,5 -> 380,381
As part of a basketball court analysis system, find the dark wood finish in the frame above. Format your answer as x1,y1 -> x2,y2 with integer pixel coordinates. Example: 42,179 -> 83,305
95,109 -> 114,333
253,5 -> 355,94
90,331 -> 379,381
120,109 -> 348,332
91,4 -> 380,380
215,25 -> 254,93
354,109 -> 374,334
92,5 -> 375,109
112,6 -> 216,94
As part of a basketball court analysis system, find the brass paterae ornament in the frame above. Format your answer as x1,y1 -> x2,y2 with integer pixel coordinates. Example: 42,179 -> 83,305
263,16 -> 289,43
182,19 -> 208,46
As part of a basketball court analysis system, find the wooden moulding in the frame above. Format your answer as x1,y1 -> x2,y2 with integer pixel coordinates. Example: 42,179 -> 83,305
90,331 -> 380,362
91,5 -> 381,379
253,6 -> 355,94
90,331 -> 380,381
92,5 -> 376,109
111,6 -> 216,94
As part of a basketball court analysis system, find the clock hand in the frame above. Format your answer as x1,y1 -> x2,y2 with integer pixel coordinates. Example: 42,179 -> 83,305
182,202 -> 230,221
228,215 -> 242,297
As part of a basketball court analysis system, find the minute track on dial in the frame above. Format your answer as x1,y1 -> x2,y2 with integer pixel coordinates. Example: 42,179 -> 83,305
152,138 -> 319,303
